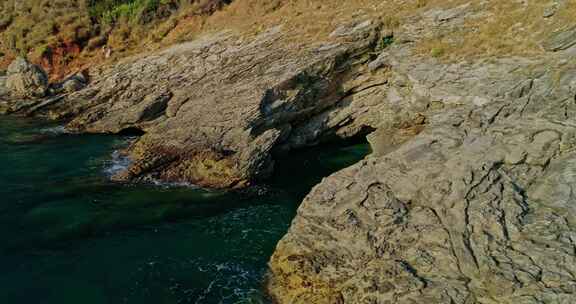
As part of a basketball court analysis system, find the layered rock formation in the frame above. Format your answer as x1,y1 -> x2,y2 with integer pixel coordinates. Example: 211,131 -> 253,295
267,4 -> 576,304
0,75 -> 7,97
268,62 -> 576,302
0,20 -> 397,188
0,1 -> 575,303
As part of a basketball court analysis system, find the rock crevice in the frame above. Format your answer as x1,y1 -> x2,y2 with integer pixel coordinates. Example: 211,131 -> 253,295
3,21 -> 396,188
267,33 -> 576,304
1,4 -> 576,303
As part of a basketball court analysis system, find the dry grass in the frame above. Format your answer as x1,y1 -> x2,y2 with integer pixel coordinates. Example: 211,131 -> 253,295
200,0 -> 404,41
0,0 -> 231,78
414,0 -> 576,60
196,0 -> 575,61
1,0 -> 574,78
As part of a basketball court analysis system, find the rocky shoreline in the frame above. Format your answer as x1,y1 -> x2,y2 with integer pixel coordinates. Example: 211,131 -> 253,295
1,2 -> 576,303
266,7 -> 576,304
1,20 -> 395,189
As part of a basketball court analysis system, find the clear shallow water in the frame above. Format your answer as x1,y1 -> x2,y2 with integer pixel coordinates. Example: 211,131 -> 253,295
0,116 -> 370,304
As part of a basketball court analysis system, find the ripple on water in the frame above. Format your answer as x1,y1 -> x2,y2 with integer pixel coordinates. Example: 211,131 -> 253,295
126,258 -> 266,304
0,116 -> 370,304
38,125 -> 69,135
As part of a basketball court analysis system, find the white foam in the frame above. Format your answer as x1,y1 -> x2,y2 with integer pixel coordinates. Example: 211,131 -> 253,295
150,179 -> 200,189
38,125 -> 69,135
102,150 -> 202,189
103,150 -> 132,177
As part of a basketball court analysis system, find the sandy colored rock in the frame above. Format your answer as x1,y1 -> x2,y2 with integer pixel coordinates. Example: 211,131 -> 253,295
267,5 -> 576,303
5,57 -> 48,98
18,22 -> 396,188
1,2 -> 576,303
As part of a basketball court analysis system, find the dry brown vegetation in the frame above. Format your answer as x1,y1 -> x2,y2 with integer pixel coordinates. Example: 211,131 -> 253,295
159,0 -> 576,60
413,0 -> 576,59
0,0 -> 573,79
0,0 -> 231,79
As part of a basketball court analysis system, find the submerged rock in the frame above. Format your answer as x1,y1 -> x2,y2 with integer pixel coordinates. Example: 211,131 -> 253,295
5,57 -> 49,98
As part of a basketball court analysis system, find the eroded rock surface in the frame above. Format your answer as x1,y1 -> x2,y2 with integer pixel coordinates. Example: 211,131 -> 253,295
269,54 -> 576,303
1,2 -> 576,302
4,22 -> 395,188
5,57 -> 49,98
0,75 -> 7,96
267,7 -> 576,304
543,25 -> 576,52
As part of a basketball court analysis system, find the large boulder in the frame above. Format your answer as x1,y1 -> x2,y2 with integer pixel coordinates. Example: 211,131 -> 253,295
268,51 -> 576,303
50,71 -> 88,95
6,57 -> 49,98
62,74 -> 87,93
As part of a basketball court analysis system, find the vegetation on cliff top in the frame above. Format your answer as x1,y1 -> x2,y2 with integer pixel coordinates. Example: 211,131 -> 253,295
0,0 -> 573,80
0,0 -> 231,79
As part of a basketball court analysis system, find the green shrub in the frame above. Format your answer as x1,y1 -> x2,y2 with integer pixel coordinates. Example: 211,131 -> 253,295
89,0 -> 172,26
378,35 -> 394,50
430,47 -> 445,58
32,45 -> 52,59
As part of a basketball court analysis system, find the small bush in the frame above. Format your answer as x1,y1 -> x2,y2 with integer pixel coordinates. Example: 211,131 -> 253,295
430,47 -> 445,58
31,45 -> 52,60
378,35 -> 395,50
89,0 -> 173,26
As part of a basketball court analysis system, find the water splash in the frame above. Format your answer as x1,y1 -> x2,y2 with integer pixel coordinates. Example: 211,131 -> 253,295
103,149 -> 200,189
150,179 -> 200,189
38,125 -> 69,135
103,150 -> 132,178
126,257 -> 268,304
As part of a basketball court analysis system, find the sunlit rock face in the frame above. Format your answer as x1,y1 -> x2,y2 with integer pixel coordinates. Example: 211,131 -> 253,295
5,57 -> 49,98
2,21 -> 393,189
267,4 -> 576,304
1,1 -> 576,303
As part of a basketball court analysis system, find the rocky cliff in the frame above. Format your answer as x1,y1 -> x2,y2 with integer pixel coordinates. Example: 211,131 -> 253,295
1,20 -> 393,188
267,2 -> 576,304
268,58 -> 576,303
1,1 -> 576,303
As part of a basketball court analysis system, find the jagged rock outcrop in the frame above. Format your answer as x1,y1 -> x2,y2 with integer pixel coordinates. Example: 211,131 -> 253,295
4,21 -> 394,188
5,57 -> 49,98
543,25 -> 576,52
1,1 -> 576,302
267,5 -> 576,304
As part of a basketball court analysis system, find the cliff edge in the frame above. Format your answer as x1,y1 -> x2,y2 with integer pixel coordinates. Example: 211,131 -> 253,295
1,1 -> 576,303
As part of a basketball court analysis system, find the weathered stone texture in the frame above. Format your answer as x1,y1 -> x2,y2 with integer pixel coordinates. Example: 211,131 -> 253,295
21,22 -> 391,188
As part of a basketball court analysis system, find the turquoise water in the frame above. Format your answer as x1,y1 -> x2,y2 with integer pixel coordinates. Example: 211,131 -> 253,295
0,116 -> 369,304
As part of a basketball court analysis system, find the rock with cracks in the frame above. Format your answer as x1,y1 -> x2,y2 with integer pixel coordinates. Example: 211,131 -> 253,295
267,8 -> 576,304
5,57 -> 49,99
15,22 -> 394,188
1,4 -> 576,303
